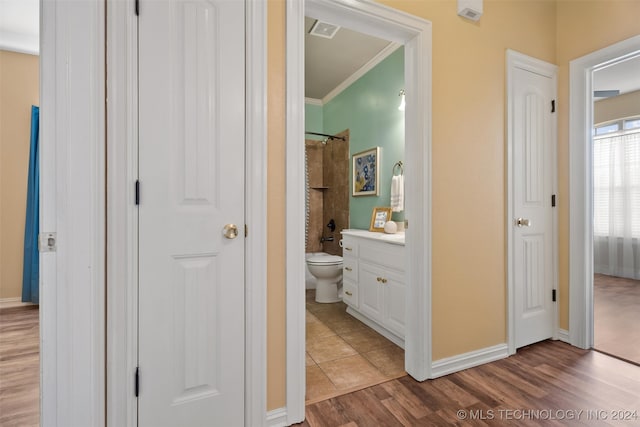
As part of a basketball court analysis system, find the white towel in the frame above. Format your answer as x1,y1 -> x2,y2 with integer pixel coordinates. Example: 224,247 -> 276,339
390,175 -> 404,212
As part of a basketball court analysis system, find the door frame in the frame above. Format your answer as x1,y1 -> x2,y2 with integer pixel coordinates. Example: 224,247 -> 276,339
106,1 -> 268,426
285,0 -> 432,423
568,35 -> 640,350
40,0 -> 106,424
506,50 -> 559,355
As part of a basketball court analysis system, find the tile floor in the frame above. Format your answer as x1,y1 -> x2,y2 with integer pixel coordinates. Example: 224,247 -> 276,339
305,290 -> 406,404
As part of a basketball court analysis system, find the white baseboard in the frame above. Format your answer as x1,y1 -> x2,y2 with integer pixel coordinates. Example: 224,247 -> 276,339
0,297 -> 35,309
557,328 -> 570,343
431,343 -> 509,379
267,407 -> 288,427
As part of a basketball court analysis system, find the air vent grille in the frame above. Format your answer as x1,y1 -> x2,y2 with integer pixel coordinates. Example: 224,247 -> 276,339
309,20 -> 340,39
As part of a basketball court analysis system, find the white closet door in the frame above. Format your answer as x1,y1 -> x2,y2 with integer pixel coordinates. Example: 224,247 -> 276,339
138,0 -> 246,425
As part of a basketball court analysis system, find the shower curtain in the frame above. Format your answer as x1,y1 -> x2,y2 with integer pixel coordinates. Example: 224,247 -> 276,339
22,105 -> 40,304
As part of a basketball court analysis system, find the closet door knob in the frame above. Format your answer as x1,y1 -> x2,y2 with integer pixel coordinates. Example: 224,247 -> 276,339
223,224 -> 238,239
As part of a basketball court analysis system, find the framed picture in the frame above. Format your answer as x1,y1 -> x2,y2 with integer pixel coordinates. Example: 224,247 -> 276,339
352,147 -> 380,196
369,207 -> 392,232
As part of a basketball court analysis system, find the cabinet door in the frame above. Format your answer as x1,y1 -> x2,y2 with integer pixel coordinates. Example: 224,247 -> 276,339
383,272 -> 405,337
358,263 -> 384,323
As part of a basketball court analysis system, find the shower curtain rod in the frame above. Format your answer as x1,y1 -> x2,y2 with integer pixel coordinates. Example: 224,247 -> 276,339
305,131 -> 346,141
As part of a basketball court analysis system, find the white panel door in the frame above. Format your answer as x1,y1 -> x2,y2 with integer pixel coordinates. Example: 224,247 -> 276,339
513,66 -> 554,348
138,0 -> 245,425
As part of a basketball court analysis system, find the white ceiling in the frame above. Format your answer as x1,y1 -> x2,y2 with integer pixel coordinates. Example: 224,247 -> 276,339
305,16 -> 392,100
0,0 -> 39,55
593,55 -> 640,97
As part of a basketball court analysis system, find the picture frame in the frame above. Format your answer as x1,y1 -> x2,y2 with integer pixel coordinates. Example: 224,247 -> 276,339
369,207 -> 392,232
352,147 -> 380,196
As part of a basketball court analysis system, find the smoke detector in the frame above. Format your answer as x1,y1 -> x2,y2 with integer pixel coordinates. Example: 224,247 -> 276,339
309,20 -> 340,39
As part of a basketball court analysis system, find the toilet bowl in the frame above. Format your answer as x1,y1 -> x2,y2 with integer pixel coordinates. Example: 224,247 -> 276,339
306,255 -> 343,303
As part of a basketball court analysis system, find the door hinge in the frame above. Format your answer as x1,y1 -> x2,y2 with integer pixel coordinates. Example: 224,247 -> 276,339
135,180 -> 140,205
135,0 -> 139,16
135,367 -> 140,397
245,224 -> 248,237
551,99 -> 556,113
551,194 -> 556,207
552,289 -> 557,302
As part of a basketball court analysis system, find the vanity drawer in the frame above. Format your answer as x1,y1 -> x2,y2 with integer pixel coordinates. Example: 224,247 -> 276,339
342,258 -> 358,282
341,237 -> 358,257
359,240 -> 405,272
342,280 -> 358,308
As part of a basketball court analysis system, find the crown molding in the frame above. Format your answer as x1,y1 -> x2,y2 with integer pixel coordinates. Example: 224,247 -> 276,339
321,41 -> 400,105
304,97 -> 323,106
0,30 -> 39,55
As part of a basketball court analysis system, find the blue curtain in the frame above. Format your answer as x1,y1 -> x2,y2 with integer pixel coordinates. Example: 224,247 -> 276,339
22,105 -> 40,304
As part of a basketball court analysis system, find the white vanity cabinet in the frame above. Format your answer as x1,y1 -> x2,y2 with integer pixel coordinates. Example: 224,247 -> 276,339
340,236 -> 359,307
341,230 -> 405,347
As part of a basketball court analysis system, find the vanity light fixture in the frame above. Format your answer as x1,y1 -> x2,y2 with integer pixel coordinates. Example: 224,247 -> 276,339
398,89 -> 406,111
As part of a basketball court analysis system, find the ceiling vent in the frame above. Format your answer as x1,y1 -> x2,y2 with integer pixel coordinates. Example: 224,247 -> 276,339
458,0 -> 483,22
309,20 -> 340,39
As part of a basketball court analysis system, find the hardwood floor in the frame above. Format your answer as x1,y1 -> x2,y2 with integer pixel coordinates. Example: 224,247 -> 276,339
3,305 -> 640,427
0,306 -> 39,427
594,274 -> 640,365
300,340 -> 640,426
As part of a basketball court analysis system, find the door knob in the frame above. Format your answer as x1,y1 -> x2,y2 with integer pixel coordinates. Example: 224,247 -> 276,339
223,224 -> 239,239
515,218 -> 531,227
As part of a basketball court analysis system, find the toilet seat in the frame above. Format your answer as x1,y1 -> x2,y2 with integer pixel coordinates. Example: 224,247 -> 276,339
306,255 -> 343,266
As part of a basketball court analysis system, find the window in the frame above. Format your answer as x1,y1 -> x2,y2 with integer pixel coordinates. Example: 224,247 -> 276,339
593,116 -> 640,238
595,122 -> 620,135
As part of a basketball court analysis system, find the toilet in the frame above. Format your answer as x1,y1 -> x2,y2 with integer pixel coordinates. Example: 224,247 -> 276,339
306,254 -> 343,303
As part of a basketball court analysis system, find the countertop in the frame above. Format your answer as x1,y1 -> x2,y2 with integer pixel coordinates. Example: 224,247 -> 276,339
340,229 -> 405,246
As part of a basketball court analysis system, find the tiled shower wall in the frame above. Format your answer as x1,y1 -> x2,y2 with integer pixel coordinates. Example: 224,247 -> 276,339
306,140 -> 324,253
305,130 -> 349,256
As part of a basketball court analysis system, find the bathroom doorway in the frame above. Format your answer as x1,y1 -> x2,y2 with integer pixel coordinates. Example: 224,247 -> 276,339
286,1 -> 432,422
303,19 -> 406,403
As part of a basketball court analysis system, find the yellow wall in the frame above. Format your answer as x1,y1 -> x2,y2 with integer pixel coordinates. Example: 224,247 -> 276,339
377,0 -> 557,360
267,0 -> 287,411
0,50 -> 39,300
594,90 -> 640,125
265,0 -> 640,410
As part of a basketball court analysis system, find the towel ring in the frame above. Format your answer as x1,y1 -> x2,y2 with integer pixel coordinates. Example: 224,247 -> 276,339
392,161 -> 404,176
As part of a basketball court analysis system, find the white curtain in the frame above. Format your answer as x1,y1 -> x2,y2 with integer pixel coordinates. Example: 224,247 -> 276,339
593,129 -> 640,279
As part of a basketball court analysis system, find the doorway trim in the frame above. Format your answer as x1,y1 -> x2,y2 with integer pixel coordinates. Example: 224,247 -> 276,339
568,35 -> 640,350
40,0 -> 106,424
285,0 -> 432,423
506,50 -> 559,355
106,1 -> 268,426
